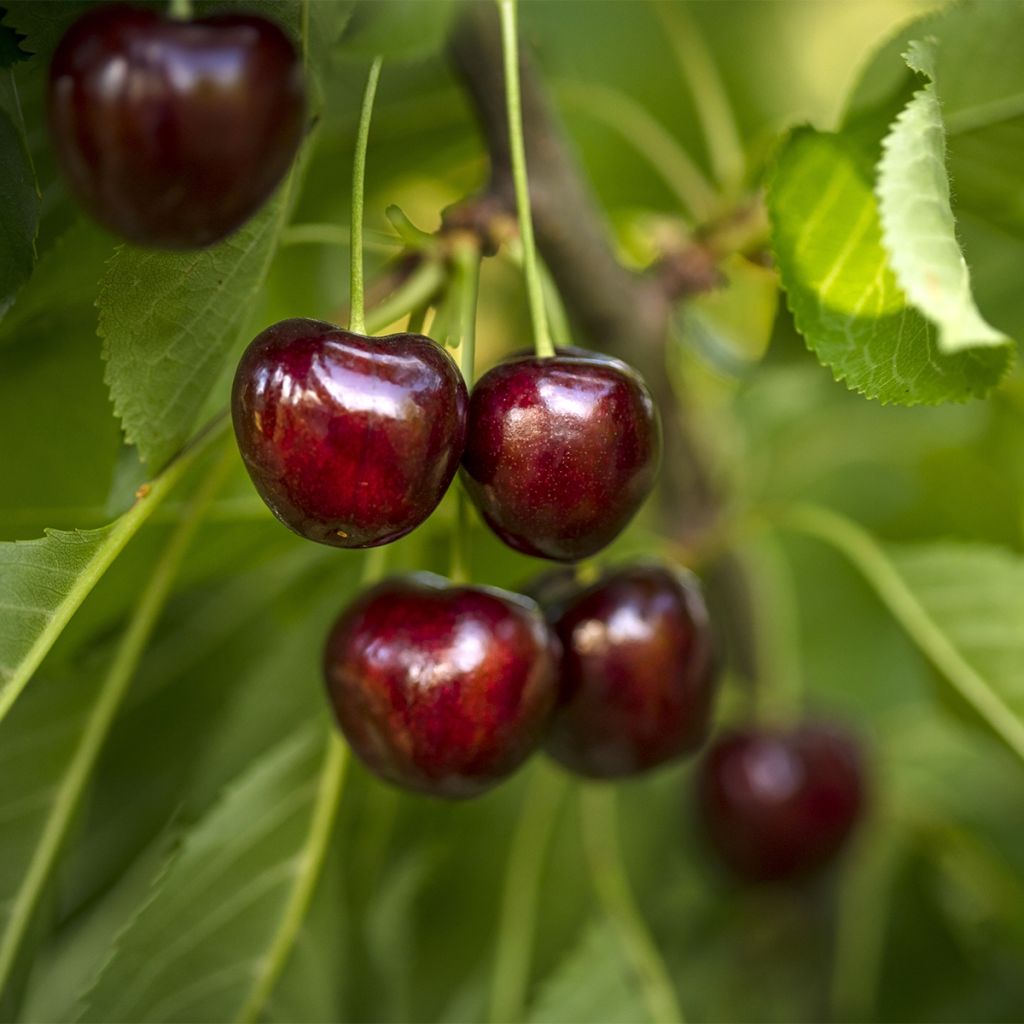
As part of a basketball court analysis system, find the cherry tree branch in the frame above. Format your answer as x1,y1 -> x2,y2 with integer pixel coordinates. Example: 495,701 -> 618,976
448,2 -> 758,683
447,1 -> 719,539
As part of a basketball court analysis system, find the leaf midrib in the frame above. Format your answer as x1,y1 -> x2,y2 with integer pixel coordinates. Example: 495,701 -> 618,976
781,504 -> 1024,767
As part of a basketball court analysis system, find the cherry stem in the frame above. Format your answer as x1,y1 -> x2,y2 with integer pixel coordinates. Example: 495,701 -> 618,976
364,258 -> 446,336
488,765 -> 567,1023
361,544 -> 388,587
406,304 -> 429,335
449,238 -> 481,585
497,0 -> 554,359
168,0 -> 192,18
349,57 -> 383,336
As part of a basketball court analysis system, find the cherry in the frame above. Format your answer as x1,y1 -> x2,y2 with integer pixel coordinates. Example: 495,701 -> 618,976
48,4 -> 305,249
323,574 -> 559,798
542,564 -> 717,778
232,318 -> 468,548
696,723 -> 865,883
461,352 -> 661,562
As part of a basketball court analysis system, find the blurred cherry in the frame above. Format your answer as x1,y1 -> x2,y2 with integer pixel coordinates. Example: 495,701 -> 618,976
48,4 -> 305,248
696,723 -> 865,882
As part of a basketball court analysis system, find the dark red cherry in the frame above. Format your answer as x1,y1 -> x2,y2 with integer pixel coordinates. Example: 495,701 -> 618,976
544,564 -> 716,778
47,4 -> 305,249
696,724 -> 866,883
323,574 -> 560,798
461,353 -> 661,562
232,319 -> 468,548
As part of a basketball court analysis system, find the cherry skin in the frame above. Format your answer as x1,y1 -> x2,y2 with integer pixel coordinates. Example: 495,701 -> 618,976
48,4 -> 305,249
461,352 -> 661,562
542,564 -> 717,778
323,574 -> 560,798
232,319 -> 468,548
696,724 -> 865,883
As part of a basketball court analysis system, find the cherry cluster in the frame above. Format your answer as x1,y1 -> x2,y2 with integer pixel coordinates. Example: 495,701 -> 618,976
47,4 -> 865,884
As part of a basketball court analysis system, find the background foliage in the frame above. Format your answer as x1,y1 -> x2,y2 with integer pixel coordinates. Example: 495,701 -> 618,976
1,1 -> 1023,1021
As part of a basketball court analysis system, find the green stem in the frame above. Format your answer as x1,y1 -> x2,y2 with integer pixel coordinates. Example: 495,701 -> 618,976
168,0 -> 192,20
454,243 -> 480,388
0,414 -> 230,726
779,503 -> 1024,767
489,767 -> 567,1023
579,787 -> 684,1024
349,57 -> 383,335
497,0 -> 554,358
830,826 -> 901,1023
0,440 -> 234,997
365,259 -> 447,336
236,733 -> 349,1023
361,544 -> 389,586
280,223 -> 400,254
737,535 -> 804,723
235,545 -> 389,1021
406,304 -> 429,335
506,240 -> 573,350
449,240 -> 481,585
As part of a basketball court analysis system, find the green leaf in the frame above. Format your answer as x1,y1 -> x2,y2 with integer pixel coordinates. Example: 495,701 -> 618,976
783,505 -> 1024,766
768,127 -> 1009,405
0,19 -> 29,68
0,526 -> 129,719
77,724 -> 345,1024
0,664 -> 104,1012
845,1 -> 1024,343
527,920 -> 651,1024
0,421 -> 225,725
876,40 -> 1007,355
0,72 -> 39,319
0,220 -> 111,348
0,448 -> 231,1003
98,181 -> 298,469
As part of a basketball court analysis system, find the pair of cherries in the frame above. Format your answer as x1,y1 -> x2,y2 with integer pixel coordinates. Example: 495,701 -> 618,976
232,322 -> 660,561
324,563 -> 716,798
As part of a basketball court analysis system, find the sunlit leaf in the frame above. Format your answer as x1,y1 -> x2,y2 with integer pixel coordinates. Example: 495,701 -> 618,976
876,40 -> 1007,355
769,128 -> 1009,404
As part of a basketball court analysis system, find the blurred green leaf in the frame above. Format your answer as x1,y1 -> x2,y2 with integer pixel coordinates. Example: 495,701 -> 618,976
339,0 -> 457,61
78,724 -> 344,1024
0,422 -> 225,727
769,128 -> 1009,405
527,920 -> 651,1024
785,506 -> 1024,765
